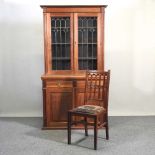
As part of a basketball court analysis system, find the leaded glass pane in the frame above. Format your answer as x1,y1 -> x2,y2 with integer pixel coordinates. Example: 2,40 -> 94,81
51,17 -> 71,70
78,17 -> 97,70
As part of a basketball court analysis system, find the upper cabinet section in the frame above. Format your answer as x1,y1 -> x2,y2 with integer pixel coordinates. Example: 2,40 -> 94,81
41,6 -> 107,75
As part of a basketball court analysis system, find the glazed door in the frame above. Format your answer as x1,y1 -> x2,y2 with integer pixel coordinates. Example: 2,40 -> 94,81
74,13 -> 103,72
45,13 -> 74,74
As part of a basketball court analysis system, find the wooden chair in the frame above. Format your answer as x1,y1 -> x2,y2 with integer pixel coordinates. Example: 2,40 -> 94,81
68,70 -> 110,150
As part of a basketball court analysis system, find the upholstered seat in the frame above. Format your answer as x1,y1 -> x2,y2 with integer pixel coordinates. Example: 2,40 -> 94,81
73,105 -> 105,114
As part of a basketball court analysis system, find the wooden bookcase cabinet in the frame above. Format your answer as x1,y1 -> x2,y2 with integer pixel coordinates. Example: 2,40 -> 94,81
41,5 -> 107,129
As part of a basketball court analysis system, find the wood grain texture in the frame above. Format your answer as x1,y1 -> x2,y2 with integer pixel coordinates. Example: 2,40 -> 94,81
41,6 -> 107,129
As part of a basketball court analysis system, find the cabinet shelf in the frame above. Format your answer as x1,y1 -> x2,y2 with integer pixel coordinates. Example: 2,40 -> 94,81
79,57 -> 97,60
78,26 -> 97,29
78,43 -> 97,45
52,43 -> 70,45
52,27 -> 70,29
52,57 -> 70,60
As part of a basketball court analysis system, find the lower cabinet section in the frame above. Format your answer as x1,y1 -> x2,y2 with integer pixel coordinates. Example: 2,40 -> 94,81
42,79 -> 85,129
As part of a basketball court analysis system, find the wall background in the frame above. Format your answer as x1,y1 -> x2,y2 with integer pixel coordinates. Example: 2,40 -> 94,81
0,0 -> 155,116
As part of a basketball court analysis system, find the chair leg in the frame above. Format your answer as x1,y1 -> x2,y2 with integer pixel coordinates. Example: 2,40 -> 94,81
105,117 -> 109,140
68,112 -> 71,144
106,123 -> 109,140
84,117 -> 88,136
94,116 -> 98,150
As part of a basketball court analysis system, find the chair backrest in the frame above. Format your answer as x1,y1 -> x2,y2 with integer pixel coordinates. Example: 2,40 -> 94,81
84,70 -> 110,109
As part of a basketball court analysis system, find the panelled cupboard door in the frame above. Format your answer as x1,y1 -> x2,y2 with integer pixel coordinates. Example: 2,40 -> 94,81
74,13 -> 103,72
46,88 -> 73,127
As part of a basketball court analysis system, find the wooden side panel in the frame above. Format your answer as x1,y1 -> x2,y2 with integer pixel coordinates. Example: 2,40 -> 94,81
74,79 -> 85,107
97,13 -> 104,70
43,13 -> 51,74
75,92 -> 85,107
42,81 -> 47,127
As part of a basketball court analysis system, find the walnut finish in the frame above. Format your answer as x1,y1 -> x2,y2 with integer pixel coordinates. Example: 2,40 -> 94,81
41,5 -> 107,129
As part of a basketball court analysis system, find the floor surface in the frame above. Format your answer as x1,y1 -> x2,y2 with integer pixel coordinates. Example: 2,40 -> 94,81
0,116 -> 155,155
